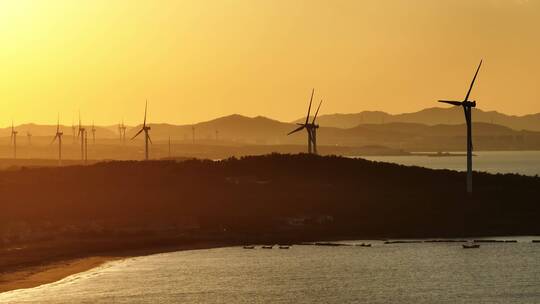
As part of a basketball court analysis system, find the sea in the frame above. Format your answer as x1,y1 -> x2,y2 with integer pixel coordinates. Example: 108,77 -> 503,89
1,238 -> 539,303
362,150 -> 540,176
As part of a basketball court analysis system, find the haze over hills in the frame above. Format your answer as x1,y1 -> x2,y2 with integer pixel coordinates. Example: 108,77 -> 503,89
0,124 -> 119,139
0,108 -> 539,161
294,107 -> 540,131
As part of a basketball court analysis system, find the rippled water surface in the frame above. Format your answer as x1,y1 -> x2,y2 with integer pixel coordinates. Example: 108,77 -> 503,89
362,151 -> 540,176
1,238 -> 540,303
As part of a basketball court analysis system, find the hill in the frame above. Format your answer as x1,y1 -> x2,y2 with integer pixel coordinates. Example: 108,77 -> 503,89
1,154 -> 538,240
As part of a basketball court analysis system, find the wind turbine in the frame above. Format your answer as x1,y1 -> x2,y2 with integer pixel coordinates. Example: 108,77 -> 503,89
27,132 -> 32,145
287,89 -> 323,154
309,100 -> 323,154
91,121 -> 96,144
118,121 -> 122,141
78,113 -> 87,163
438,59 -> 483,194
121,119 -> 127,143
51,115 -> 63,166
118,119 -> 127,144
10,122 -> 18,159
72,120 -> 76,144
131,100 -> 152,160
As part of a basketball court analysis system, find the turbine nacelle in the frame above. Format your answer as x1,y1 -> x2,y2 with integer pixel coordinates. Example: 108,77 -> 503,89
438,100 -> 476,108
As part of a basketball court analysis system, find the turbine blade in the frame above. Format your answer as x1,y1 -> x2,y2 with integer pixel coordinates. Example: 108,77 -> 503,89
305,89 -> 314,125
147,133 -> 153,144
464,59 -> 483,102
51,135 -> 57,144
143,100 -> 148,127
287,125 -> 305,135
312,99 -> 322,124
438,100 -> 463,106
131,128 -> 144,140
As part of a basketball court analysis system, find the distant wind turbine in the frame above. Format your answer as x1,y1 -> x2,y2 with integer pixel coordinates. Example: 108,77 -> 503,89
78,113 -> 87,163
27,132 -> 32,146
72,120 -> 76,144
10,122 -> 18,159
438,59 -> 483,194
131,100 -> 152,160
118,118 -> 127,144
118,121 -> 122,141
91,121 -> 96,144
287,89 -> 323,154
51,115 -> 63,166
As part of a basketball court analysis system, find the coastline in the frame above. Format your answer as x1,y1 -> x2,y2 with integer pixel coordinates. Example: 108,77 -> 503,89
0,241 -> 230,294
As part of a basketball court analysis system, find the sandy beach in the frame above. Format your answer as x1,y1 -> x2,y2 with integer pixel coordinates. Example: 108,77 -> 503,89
0,241 -> 232,294
0,256 -> 118,293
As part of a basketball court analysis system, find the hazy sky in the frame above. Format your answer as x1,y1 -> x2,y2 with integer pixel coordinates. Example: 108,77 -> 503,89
0,0 -> 539,126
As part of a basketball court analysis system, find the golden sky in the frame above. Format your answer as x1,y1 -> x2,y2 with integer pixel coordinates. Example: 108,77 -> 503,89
0,0 -> 539,126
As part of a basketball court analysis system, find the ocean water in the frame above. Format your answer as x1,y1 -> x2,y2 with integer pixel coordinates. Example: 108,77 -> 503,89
362,151 -> 540,176
1,238 -> 540,303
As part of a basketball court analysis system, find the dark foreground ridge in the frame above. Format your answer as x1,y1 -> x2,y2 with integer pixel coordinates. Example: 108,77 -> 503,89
1,154 -> 539,274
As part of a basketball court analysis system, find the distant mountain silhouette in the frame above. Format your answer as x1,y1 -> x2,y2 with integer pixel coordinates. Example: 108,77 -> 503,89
2,111 -> 540,152
127,114 -> 294,144
0,123 -> 119,138
294,107 -> 540,131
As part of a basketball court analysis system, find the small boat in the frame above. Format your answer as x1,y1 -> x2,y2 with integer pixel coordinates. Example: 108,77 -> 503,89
315,242 -> 350,247
278,245 -> 290,249
243,245 -> 255,249
262,245 -> 274,249
462,243 -> 480,249
355,243 -> 371,247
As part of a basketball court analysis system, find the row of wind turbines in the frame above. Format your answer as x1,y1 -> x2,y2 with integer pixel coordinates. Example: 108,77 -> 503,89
288,60 -> 483,193
8,99 -> 197,165
7,60 -> 482,193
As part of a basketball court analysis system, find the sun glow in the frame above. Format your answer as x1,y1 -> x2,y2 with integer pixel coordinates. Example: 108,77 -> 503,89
0,0 -> 539,127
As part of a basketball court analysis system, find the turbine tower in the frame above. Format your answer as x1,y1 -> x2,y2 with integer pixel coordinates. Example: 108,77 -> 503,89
131,100 -> 152,160
118,121 -> 122,141
287,89 -> 323,154
91,121 -> 96,144
72,120 -> 76,144
309,100 -> 323,154
10,122 -> 18,159
78,114 -> 87,163
118,119 -> 127,144
438,59 -> 483,194
11,121 -> 19,159
27,132 -> 32,145
52,116 -> 63,166
121,119 -> 127,143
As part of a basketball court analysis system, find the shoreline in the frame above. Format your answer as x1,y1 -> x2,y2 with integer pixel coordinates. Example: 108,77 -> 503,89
2,235 -> 539,294
0,241 -> 231,294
